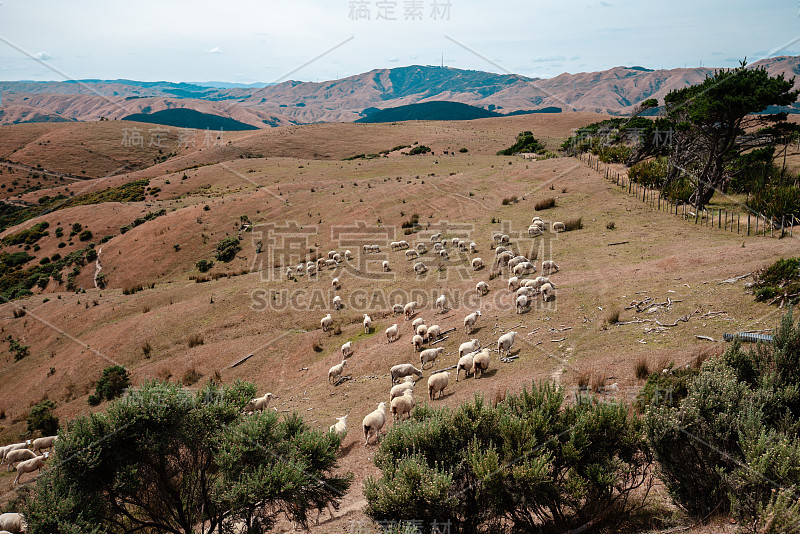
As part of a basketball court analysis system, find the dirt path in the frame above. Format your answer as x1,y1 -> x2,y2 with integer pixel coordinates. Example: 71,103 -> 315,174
93,246 -> 103,289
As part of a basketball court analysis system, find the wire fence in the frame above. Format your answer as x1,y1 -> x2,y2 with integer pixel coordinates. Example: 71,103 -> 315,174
577,153 -> 797,238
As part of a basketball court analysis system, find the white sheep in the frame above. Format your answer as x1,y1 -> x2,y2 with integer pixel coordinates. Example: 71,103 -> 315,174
0,442 -> 30,461
362,402 -> 387,446
416,243 -> 427,253
428,371 -> 450,399
451,237 -> 459,247
390,389 -> 415,423
341,341 -> 353,358
390,364 -> 423,384
513,262 -> 536,276
507,255 -> 528,269
404,301 -> 417,320
14,453 -> 48,485
371,244 -> 381,253
541,283 -> 556,302
332,277 -> 341,290
425,324 -> 441,342
363,314 -> 372,334
531,216 -> 543,223
436,294 -> 447,313
333,295 -> 343,310
553,222 -> 566,232
244,392 -> 275,414
494,246 -> 508,256
508,276 -> 520,291
501,234 -> 510,244
420,347 -> 445,369
430,232 -> 442,242
456,352 -> 475,382
390,241 -> 402,251
328,360 -> 348,384
345,249 -> 353,260
32,435 -> 58,455
332,253 -> 342,264
0,512 -> 25,533
416,324 -> 428,339
386,324 -> 400,343
469,242 -> 477,253
390,377 -> 416,400
321,314 -> 333,332
528,225 -> 543,237
328,250 -> 337,259
414,262 -> 428,274
472,257 -> 483,271
329,415 -> 348,436
458,339 -> 480,358
433,242 -> 443,251
439,249 -> 449,260
492,232 -> 503,244
412,334 -> 424,352
392,303 -> 404,316
296,263 -> 305,275
541,260 -> 559,275
464,311 -> 482,335
472,348 -> 491,378
382,260 -> 390,272
286,267 -> 293,279
5,449 -> 36,471
317,257 -> 327,270
496,251 -> 513,267
516,294 -> 529,314
399,240 -> 410,249
405,249 -> 419,260
410,317 -> 424,330
516,286 -> 536,298
497,331 -> 517,359
363,244 -> 371,254
325,258 -> 337,269
476,281 -> 489,296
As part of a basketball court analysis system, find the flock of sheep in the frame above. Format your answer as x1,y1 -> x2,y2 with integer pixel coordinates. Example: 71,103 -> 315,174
0,436 -> 58,532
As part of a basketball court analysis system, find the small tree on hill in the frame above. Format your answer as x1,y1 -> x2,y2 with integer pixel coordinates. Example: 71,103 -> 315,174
216,236 -> 241,262
87,365 -> 130,405
27,400 -> 58,436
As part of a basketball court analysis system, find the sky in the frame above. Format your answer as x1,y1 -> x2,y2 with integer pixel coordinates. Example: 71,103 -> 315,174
0,0 -> 797,83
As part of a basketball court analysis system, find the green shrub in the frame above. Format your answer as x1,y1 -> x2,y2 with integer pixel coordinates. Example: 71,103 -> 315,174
629,157 -> 668,188
407,145 -> 431,156
215,237 -> 241,262
88,365 -> 130,406
196,259 -> 214,273
7,335 -> 29,361
2,221 -> 50,246
497,131 -> 545,155
78,230 -> 93,241
752,257 -> 800,306
27,400 -> 59,435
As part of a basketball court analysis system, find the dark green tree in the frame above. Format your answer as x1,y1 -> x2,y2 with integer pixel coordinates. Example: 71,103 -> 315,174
87,365 -> 130,405
215,237 -> 241,262
27,400 -> 59,436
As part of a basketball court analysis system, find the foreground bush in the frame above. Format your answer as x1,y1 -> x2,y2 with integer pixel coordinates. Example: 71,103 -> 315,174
87,365 -> 130,405
364,383 -> 652,533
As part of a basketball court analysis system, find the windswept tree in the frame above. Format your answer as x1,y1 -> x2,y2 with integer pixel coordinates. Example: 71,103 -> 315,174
22,380 -> 352,534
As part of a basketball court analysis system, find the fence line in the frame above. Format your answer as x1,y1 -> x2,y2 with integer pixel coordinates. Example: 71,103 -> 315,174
576,153 -> 796,238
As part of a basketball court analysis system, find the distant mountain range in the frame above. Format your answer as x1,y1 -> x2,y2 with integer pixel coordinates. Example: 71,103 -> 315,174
1,56 -> 799,127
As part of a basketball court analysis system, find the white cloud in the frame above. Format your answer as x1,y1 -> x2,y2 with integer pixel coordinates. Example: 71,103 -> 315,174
206,46 -> 223,54
388,57 -> 399,63
532,55 -> 566,63
32,51 -> 51,61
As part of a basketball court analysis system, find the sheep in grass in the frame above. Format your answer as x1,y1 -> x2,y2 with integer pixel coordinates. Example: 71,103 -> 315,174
541,260 -> 559,275
492,232 -> 504,244
412,334 -> 424,352
476,281 -> 489,296
451,237 -> 459,247
507,255 -> 528,270
464,311 -> 482,335
412,316 -> 426,330
508,276 -> 520,291
332,277 -> 341,290
404,301 -> 418,320
14,453 -> 48,486
405,249 -> 419,260
0,512 -> 25,533
244,392 -> 275,414
439,249 -> 450,260
436,294 -> 447,313
328,250 -> 337,259
371,244 -> 381,253
528,225 -> 543,237
425,324 -> 441,342
390,376 -> 416,400
341,341 -> 353,358
496,251 -> 514,267
414,262 -> 428,274
329,415 -> 348,436
325,259 -> 337,269
433,242 -> 443,252
386,324 -> 400,343
430,232 -> 442,242
531,216 -> 543,224
469,242 -> 477,253
363,314 -> 372,334
428,371 -> 450,400
416,324 -> 428,339
362,244 -> 370,255
333,295 -> 343,310
321,314 -> 333,332
420,347 -> 445,369
390,241 -> 403,251
472,257 -> 483,271
32,435 -> 58,455
516,286 -> 536,299
344,249 -> 353,260
472,348 -> 491,378
328,360 -> 347,384
363,402 -> 387,446
501,234 -> 510,245
498,331 -> 517,359
382,260 -> 390,272
296,263 -> 305,275
5,449 -> 36,471
285,267 -> 293,280
390,389 -> 414,423
553,221 -> 565,232
516,295 -> 529,314
332,253 -> 342,264
494,246 -> 508,256
416,243 -> 427,253
390,364 -> 423,384
458,339 -> 480,358
541,282 -> 556,302
456,352 -> 474,382
392,304 -> 404,316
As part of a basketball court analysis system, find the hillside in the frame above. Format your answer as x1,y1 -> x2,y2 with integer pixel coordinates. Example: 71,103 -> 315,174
0,115 -> 796,531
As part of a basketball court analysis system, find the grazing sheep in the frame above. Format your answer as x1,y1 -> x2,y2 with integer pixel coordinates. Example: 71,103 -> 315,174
420,347 -> 445,369
363,314 -> 373,334
459,240 -> 468,251
405,249 -> 419,260
528,225 -> 543,237
516,286 -> 536,299
416,243 -> 427,253
329,415 -> 348,436
328,360 -> 348,384
14,453 -> 48,485
307,264 -> 316,276
328,250 -> 337,259
321,314 -> 333,332
386,324 -> 400,343
412,334 -> 424,352
531,216 -> 543,223
541,283 -> 556,302
333,295 -> 343,310
414,261 -> 428,274
456,352 -> 475,382
325,259 -> 337,269
363,403 -> 387,446
507,255 -> 527,269
390,364 -> 423,384
472,257 -> 483,271
469,242 -> 477,253
476,281 -> 489,296
458,339 -> 480,358
501,234 -> 510,245
371,244 -> 381,253
428,371 -> 450,399
497,331 -> 517,359
399,240 -> 410,249
0,512 -> 25,533
508,276 -> 520,291
494,246 -> 508,256
412,317 -> 426,330
404,301 -> 418,320
553,222 -> 566,232
392,303 -> 404,316
5,449 -> 36,471
464,311 -> 482,335
1,442 -> 30,461
433,242 -> 443,252
436,294 -> 447,313
363,244 -> 370,254
244,392 -> 275,414
333,253 -> 342,264
390,376 -> 417,400
341,341 -> 353,358
390,389 -> 415,423
513,261 -> 536,276
286,267 -> 293,279
332,277 -> 341,290
345,249 -> 353,260
296,263 -> 305,275
416,324 -> 428,339
32,435 -> 58,455
390,241 -> 402,251
425,324 -> 441,342
473,348 -> 491,378
516,295 -> 529,314
492,232 -> 503,244
382,260 -> 390,272
496,251 -> 513,267
541,260 -> 559,275
439,249 -> 450,260
430,232 -> 442,242
317,257 -> 327,270
533,220 -> 546,229
451,237 -> 459,247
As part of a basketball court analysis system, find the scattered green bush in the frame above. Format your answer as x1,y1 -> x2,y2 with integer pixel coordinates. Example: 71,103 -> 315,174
497,131 -> 545,155
215,237 -> 241,262
27,400 -> 58,436
88,365 -> 130,406
752,257 -> 800,306
407,145 -> 432,156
